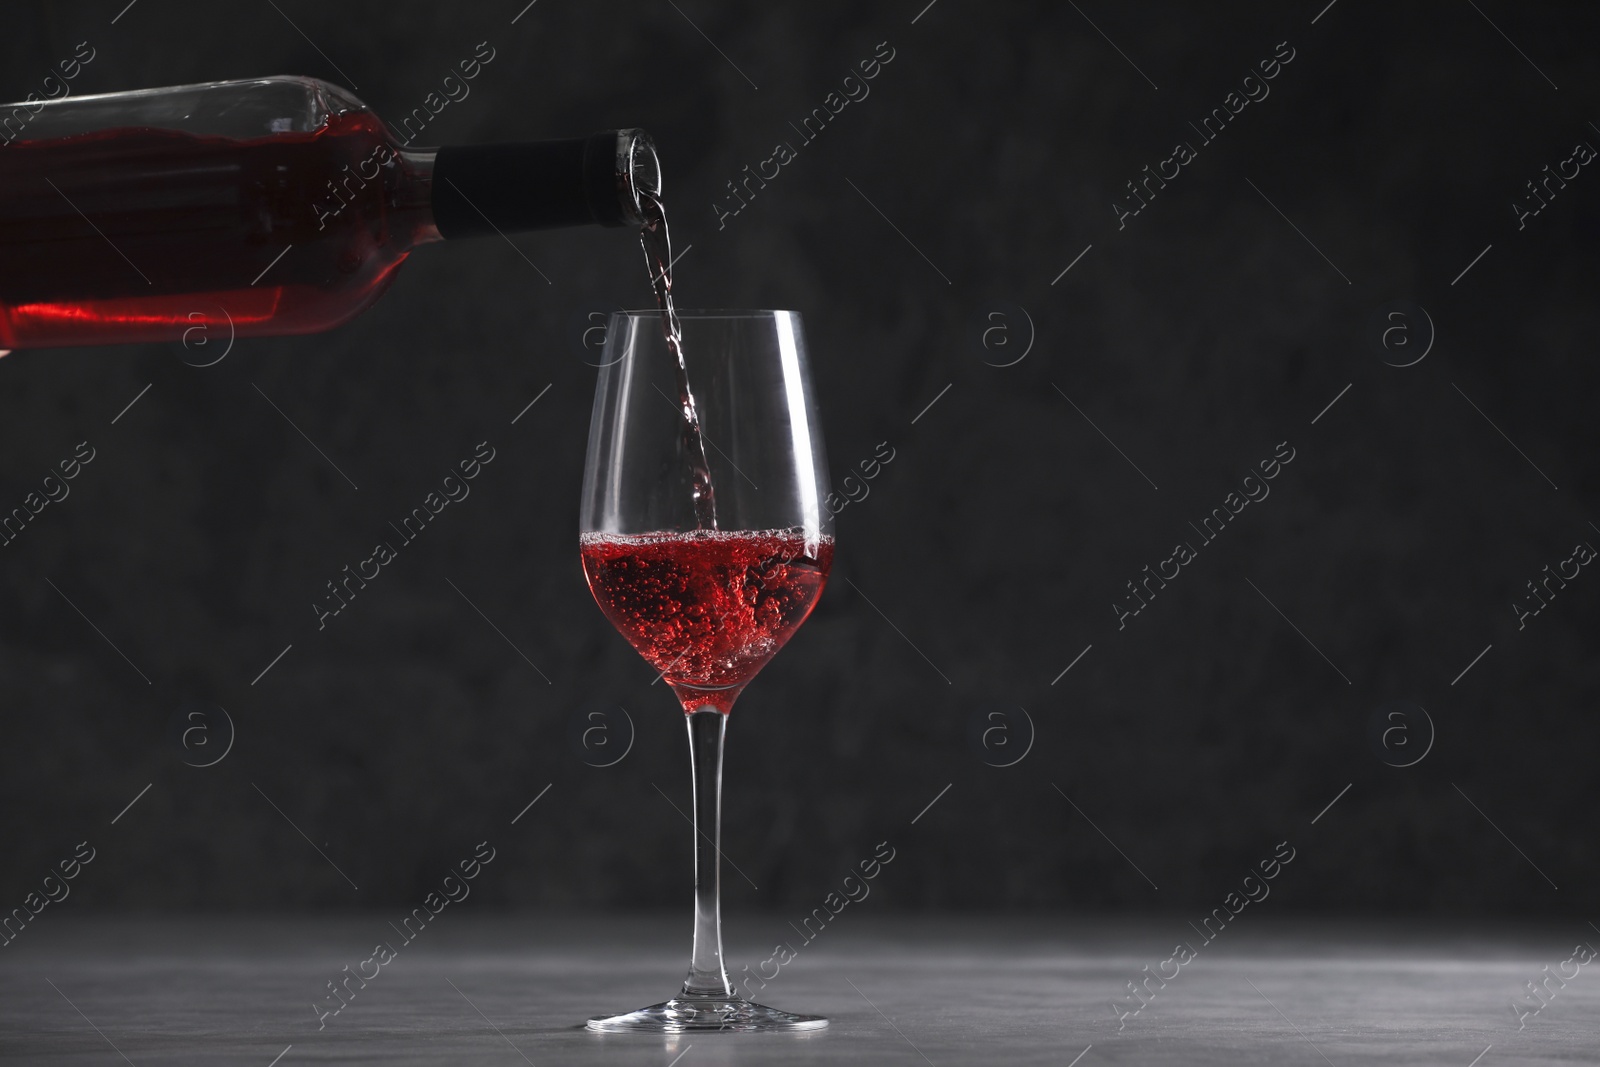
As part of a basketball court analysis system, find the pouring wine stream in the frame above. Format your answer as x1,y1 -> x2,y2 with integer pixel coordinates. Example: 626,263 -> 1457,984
638,191 -> 718,530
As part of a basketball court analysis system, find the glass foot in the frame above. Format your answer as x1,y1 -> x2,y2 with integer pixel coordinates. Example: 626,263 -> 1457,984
586,996 -> 828,1033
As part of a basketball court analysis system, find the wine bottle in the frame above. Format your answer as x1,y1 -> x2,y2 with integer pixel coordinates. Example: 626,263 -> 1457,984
0,75 -> 660,349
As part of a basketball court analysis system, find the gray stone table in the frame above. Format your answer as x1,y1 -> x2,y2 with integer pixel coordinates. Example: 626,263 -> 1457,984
1,915 -> 1594,1065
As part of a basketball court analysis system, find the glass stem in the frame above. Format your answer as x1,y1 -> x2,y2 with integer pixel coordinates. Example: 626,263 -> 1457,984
681,707 -> 733,999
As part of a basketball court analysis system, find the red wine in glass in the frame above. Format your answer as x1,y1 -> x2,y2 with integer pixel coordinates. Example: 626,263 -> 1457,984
580,529 -> 833,711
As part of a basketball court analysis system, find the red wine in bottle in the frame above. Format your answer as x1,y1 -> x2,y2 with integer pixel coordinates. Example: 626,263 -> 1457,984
636,192 -> 718,529
0,76 -> 659,349
579,529 -> 833,711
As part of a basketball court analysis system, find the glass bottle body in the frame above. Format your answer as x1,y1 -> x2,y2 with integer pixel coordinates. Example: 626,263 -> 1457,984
0,76 -> 438,349
0,75 -> 658,350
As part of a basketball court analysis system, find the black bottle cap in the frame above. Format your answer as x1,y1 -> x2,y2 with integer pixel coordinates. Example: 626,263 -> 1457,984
431,129 -> 659,239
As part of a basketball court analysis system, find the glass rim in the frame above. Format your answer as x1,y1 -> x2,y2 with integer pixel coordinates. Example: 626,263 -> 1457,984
609,309 -> 802,319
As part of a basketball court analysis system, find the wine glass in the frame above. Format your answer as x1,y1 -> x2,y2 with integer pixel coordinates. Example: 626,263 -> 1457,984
579,309 -> 833,1033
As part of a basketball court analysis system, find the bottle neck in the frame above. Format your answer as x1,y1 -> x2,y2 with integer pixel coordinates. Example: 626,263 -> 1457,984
406,130 -> 659,242
394,147 -> 443,247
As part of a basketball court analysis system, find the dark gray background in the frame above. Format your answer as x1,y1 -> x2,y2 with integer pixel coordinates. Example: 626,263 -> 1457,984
1,0 -> 1596,918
